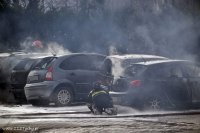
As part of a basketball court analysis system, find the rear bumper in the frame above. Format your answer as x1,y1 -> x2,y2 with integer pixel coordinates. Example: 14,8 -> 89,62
11,84 -> 25,93
24,81 -> 58,101
110,90 -> 143,106
109,91 -> 128,104
11,87 -> 26,97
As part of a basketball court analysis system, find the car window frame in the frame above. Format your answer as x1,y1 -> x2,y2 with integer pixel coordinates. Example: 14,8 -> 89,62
33,57 -> 57,70
59,55 -> 104,71
143,63 -> 184,79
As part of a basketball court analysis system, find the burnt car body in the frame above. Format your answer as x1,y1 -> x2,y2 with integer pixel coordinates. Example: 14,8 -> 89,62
11,55 -> 54,102
11,58 -> 38,102
24,53 -> 106,106
101,54 -> 168,91
110,60 -> 200,110
0,52 -> 33,90
0,53 -> 11,89
0,52 -> 54,103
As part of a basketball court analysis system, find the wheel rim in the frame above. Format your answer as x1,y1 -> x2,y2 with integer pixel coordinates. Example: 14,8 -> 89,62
149,98 -> 161,110
57,89 -> 71,105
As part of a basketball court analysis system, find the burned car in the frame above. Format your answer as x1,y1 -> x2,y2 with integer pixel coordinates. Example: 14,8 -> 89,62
11,58 -> 38,102
110,60 -> 200,110
24,53 -> 106,106
11,54 -> 54,103
101,54 -> 168,91
0,52 -> 56,103
0,53 -> 11,89
0,52 -> 38,90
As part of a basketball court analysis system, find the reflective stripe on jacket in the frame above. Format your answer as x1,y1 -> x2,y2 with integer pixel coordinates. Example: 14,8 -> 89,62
92,90 -> 107,98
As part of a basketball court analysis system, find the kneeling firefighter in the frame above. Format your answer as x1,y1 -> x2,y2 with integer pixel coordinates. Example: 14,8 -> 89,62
87,81 -> 117,115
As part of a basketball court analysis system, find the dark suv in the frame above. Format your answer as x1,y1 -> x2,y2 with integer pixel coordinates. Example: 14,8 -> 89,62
101,54 -> 168,91
24,53 -> 106,106
11,56 -> 54,102
110,60 -> 200,110
11,58 -> 38,102
0,52 -> 53,103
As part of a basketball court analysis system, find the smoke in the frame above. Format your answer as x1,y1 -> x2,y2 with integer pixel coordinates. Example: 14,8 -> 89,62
1,1 -> 199,80
20,37 -> 33,51
0,0 -> 199,61
20,37 -> 71,55
112,59 -> 124,81
46,42 -> 72,55
109,46 -> 118,55
117,5 -> 199,60
0,38 -> 71,87
1,1 -> 200,85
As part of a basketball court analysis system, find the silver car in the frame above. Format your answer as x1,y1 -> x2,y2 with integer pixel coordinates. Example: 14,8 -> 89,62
25,53 -> 106,106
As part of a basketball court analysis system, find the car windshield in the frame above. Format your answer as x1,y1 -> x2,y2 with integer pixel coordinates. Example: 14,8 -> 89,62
124,64 -> 147,77
33,57 -> 57,70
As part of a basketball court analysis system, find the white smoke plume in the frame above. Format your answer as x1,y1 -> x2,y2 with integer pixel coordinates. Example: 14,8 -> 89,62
20,37 -> 71,55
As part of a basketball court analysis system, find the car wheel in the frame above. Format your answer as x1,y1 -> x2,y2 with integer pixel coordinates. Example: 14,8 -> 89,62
143,95 -> 167,111
54,87 -> 73,106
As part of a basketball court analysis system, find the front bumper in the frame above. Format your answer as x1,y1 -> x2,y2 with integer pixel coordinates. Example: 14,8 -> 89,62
24,81 -> 58,101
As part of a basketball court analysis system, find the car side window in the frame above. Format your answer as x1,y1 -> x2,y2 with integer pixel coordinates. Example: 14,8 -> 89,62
144,64 -> 183,79
34,57 -> 57,70
60,55 -> 104,71
182,64 -> 200,77
125,65 -> 147,77
60,55 -> 88,70
144,65 -> 168,79
167,66 -> 183,78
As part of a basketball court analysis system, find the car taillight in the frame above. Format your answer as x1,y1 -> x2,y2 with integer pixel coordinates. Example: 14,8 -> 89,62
45,66 -> 53,81
129,80 -> 141,87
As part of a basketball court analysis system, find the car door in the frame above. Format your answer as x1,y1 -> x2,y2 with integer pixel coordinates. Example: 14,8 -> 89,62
59,55 -> 105,100
144,63 -> 191,107
182,63 -> 200,107
141,64 -> 171,98
163,63 -> 192,107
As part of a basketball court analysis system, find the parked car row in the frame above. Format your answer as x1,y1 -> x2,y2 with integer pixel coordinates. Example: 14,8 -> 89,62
2,52 -> 200,110
24,53 -> 171,106
0,52 -> 169,106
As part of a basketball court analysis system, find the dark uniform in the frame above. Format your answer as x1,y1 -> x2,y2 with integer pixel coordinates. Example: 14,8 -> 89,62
87,81 -> 114,114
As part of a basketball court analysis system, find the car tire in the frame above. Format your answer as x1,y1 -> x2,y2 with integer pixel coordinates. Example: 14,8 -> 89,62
13,93 -> 27,104
54,87 -> 73,106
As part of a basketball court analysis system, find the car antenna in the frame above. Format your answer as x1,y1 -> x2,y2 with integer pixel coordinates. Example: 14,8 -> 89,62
49,47 -> 57,56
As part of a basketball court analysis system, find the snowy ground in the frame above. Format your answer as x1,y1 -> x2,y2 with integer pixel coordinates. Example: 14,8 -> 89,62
0,104 -> 200,133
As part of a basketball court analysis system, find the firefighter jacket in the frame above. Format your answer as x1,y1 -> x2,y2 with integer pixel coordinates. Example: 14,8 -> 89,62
87,89 -> 110,104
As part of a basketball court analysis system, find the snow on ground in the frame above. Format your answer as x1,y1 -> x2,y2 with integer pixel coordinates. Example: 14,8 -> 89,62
1,104 -> 200,133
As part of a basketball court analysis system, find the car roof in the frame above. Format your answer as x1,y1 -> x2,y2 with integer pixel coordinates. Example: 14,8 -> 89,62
57,53 -> 106,59
106,54 -> 168,60
0,53 -> 10,57
134,59 -> 191,66
0,52 -> 68,59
